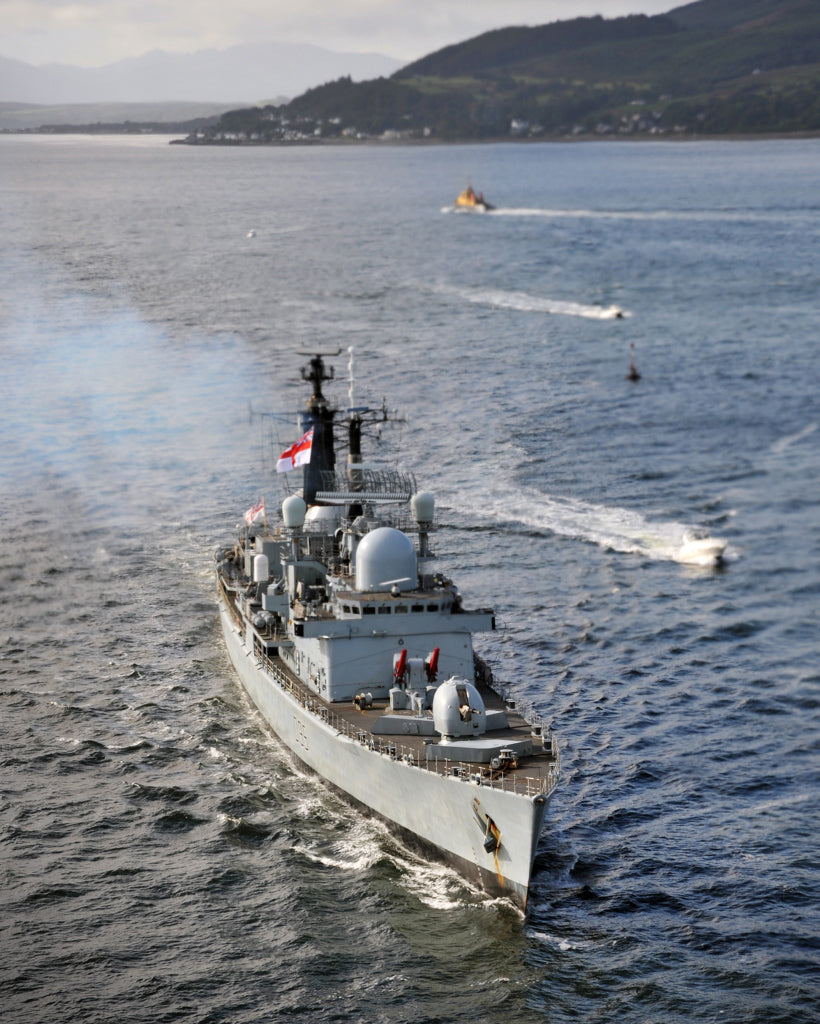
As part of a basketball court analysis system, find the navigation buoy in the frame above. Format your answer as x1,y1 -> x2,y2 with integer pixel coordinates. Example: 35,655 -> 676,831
627,342 -> 641,381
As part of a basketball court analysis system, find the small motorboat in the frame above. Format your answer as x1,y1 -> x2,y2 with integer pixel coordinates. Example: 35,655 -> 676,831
455,186 -> 494,211
676,530 -> 727,566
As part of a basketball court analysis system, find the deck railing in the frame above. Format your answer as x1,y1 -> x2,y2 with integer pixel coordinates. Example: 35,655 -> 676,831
257,649 -> 560,798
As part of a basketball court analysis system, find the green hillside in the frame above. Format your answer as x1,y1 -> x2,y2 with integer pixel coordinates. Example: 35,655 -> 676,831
183,0 -> 820,143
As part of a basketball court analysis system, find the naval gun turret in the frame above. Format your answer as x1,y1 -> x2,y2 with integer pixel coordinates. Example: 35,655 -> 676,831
425,676 -> 535,767
432,677 -> 487,740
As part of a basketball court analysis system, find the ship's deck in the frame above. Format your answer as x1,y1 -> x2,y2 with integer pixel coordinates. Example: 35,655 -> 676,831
258,640 -> 559,798
218,574 -> 559,797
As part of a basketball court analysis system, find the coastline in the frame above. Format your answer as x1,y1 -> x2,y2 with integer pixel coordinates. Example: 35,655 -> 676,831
167,130 -> 820,145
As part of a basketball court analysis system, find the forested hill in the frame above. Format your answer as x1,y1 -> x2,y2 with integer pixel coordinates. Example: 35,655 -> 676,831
181,0 -> 820,143
393,12 -> 683,80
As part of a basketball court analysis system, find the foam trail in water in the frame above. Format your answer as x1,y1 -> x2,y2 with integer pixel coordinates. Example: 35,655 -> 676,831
291,798 -> 487,908
524,926 -> 583,951
283,763 -> 489,908
434,282 -> 626,320
461,485 -> 731,565
770,421 -> 817,454
389,854 -> 476,910
443,205 -> 797,224
293,836 -> 382,873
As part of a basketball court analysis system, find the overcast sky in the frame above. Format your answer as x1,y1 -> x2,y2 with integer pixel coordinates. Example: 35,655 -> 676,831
1,1 -> 680,68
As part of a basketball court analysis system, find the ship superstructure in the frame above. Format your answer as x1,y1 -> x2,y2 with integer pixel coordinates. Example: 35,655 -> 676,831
215,352 -> 559,909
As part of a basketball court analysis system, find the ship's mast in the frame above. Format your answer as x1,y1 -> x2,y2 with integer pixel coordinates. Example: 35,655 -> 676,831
297,348 -> 408,509
346,346 -> 364,491
300,353 -> 336,505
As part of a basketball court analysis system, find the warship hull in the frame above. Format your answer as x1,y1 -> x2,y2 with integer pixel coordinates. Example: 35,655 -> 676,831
216,351 -> 559,911
219,600 -> 552,909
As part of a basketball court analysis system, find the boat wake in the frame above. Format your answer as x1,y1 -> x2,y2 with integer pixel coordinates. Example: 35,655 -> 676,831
443,205 -> 797,224
461,486 -> 732,566
441,205 -> 492,215
769,421 -> 817,455
434,283 -> 627,320
441,205 -> 595,218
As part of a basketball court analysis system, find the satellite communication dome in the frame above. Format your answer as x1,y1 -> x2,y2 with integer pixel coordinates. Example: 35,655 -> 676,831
355,527 -> 417,592
411,491 -> 435,523
282,495 -> 307,528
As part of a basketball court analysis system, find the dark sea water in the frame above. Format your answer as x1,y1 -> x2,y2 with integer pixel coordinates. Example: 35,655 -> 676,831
1,135 -> 818,1024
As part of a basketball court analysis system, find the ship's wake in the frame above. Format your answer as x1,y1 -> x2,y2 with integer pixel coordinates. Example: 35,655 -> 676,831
459,485 -> 733,566
769,421 -> 817,455
443,205 -> 794,224
434,282 -> 627,320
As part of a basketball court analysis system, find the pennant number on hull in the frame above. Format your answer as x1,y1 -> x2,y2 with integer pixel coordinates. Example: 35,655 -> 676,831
293,716 -> 309,752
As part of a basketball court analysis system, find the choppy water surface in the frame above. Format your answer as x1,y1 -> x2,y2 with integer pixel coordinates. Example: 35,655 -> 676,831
1,135 -> 818,1023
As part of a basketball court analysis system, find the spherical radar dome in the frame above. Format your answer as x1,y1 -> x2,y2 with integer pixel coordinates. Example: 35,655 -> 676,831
355,527 -> 417,593
282,495 -> 307,528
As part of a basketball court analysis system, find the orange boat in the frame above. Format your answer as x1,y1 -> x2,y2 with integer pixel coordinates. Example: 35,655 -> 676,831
455,185 -> 494,211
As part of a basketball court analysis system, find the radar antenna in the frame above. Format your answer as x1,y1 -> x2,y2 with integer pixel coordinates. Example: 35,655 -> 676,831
301,353 -> 336,406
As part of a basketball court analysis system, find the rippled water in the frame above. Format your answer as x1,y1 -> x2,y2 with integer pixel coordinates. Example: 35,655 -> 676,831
1,135 -> 818,1023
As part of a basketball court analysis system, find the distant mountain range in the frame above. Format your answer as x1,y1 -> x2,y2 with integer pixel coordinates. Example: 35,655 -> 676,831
4,0 -> 819,138
0,42 -> 402,128
188,0 -> 820,142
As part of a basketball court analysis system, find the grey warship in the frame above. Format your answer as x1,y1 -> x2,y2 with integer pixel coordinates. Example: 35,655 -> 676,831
215,351 -> 560,910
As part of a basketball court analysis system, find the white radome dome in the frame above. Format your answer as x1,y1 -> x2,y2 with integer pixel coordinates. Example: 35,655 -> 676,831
355,527 -> 417,593
411,491 -> 435,523
282,495 -> 307,528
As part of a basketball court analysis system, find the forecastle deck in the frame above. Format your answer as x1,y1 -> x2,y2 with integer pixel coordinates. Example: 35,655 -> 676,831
221,572 -> 558,795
